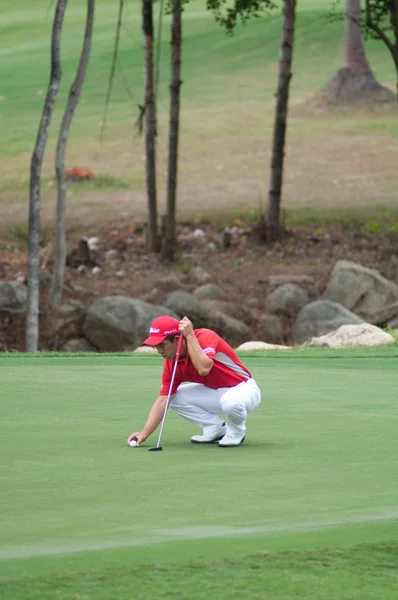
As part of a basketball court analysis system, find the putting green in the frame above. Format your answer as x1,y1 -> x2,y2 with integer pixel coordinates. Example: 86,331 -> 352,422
0,353 -> 397,578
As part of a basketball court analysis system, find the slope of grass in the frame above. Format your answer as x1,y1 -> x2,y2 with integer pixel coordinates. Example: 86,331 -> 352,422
1,0 -> 397,242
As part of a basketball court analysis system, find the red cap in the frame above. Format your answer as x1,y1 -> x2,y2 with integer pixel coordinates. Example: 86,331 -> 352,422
143,316 -> 180,345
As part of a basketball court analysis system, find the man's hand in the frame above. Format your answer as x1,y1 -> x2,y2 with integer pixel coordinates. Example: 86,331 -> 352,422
127,431 -> 148,446
179,316 -> 195,339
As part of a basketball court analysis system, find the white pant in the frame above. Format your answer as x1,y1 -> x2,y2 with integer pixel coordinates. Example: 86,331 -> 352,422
170,378 -> 261,438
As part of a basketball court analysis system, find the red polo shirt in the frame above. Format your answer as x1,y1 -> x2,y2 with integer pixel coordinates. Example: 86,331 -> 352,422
160,329 -> 251,396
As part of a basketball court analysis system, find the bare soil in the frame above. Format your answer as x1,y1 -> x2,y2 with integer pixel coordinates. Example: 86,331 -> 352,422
1,219 -> 398,352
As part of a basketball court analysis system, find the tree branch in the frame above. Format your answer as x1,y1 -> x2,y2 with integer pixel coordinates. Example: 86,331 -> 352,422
365,0 -> 395,54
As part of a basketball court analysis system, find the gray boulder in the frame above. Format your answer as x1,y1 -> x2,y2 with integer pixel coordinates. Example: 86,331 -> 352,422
208,312 -> 250,347
259,315 -> 284,345
323,260 -> 398,323
201,299 -> 241,319
164,290 -> 208,326
185,266 -> 211,285
83,296 -> 179,351
193,284 -> 225,301
0,281 -> 27,313
61,338 -> 96,352
267,283 -> 309,317
153,276 -> 183,292
292,300 -> 364,345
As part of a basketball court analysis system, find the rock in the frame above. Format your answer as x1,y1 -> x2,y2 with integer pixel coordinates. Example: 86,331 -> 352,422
268,274 -> 315,286
193,284 -> 225,301
259,315 -> 284,345
144,288 -> 166,305
105,249 -> 120,260
133,345 -> 158,354
388,316 -> 398,329
57,300 -> 85,318
186,266 -> 211,285
208,312 -> 250,347
323,260 -> 398,323
153,276 -> 183,292
267,283 -> 309,317
235,341 -> 292,351
0,281 -> 27,313
61,338 -> 96,352
83,297 -> 179,351
305,323 -> 395,348
164,290 -> 207,325
201,299 -> 241,319
54,301 -> 86,343
292,300 -> 364,345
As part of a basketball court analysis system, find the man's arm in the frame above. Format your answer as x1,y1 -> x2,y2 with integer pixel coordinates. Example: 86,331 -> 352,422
127,395 -> 171,446
179,317 -> 214,376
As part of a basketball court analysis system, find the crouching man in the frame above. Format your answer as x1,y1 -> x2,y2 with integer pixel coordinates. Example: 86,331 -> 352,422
127,316 -> 261,448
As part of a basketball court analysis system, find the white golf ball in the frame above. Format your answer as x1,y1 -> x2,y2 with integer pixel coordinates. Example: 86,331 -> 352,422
129,440 -> 139,448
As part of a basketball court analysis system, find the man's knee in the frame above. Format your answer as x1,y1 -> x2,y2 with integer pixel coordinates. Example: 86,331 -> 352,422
220,398 -> 247,424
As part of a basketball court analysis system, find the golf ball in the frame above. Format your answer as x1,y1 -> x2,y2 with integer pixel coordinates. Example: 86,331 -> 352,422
129,440 -> 139,447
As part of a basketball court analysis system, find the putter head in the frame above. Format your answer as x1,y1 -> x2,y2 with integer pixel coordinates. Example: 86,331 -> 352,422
148,446 -> 163,452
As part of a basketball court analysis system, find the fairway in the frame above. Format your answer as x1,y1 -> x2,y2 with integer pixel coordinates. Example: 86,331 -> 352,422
1,352 -> 397,591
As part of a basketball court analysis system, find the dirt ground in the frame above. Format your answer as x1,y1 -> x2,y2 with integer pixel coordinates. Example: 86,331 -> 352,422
2,218 -> 398,351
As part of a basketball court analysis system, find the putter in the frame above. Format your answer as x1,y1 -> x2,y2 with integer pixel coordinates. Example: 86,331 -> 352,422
148,333 -> 184,452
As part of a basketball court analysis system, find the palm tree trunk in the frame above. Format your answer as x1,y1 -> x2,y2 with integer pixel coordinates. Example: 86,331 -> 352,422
49,0 -> 95,312
26,0 -> 67,351
324,0 -> 395,103
267,0 -> 296,242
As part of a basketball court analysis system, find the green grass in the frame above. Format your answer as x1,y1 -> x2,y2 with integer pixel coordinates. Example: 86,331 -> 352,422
0,353 -> 397,597
1,0 -> 398,243
1,543 -> 398,600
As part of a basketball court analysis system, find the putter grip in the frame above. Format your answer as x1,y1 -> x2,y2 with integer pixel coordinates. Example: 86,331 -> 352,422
175,333 -> 184,361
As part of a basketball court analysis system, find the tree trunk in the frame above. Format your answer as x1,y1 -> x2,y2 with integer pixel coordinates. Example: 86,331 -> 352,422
143,0 -> 158,253
26,0 -> 67,352
324,0 -> 395,103
266,0 -> 296,242
160,0 -> 182,262
49,0 -> 95,312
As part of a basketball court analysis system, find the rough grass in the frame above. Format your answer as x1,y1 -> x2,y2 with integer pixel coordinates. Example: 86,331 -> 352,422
0,1 -> 397,247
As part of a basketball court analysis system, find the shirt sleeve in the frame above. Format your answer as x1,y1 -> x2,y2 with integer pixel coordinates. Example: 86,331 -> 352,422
195,330 -> 218,360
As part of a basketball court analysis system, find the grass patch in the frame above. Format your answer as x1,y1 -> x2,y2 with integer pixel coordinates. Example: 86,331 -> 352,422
1,1 -> 397,240
1,353 -> 397,596
1,542 -> 397,600
284,203 -> 398,231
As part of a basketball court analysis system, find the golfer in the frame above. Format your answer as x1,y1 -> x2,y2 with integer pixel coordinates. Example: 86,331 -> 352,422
127,316 -> 261,448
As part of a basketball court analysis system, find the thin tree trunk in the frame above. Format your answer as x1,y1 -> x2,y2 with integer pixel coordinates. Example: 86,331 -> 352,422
267,0 -> 296,242
100,0 -> 124,142
49,0 -> 95,311
143,0 -> 158,252
26,0 -> 67,352
160,0 -> 182,262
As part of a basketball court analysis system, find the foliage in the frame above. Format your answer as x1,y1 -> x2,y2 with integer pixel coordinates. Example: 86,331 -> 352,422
330,1 -> 397,43
206,0 -> 276,33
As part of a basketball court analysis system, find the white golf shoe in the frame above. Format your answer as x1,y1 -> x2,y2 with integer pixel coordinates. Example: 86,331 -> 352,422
191,423 -> 226,444
218,434 -> 245,447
